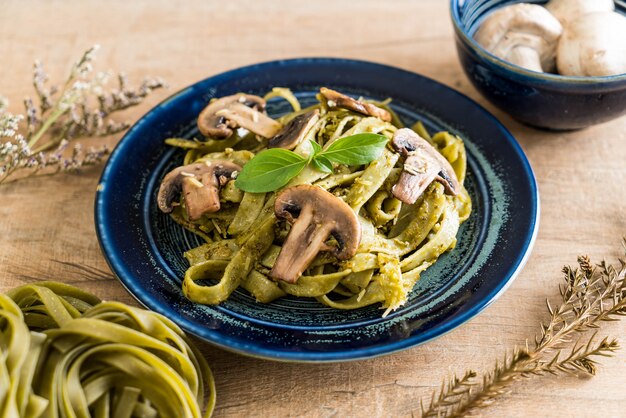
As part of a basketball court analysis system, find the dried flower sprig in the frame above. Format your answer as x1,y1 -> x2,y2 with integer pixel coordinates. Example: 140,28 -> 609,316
0,45 -> 165,184
420,241 -> 626,417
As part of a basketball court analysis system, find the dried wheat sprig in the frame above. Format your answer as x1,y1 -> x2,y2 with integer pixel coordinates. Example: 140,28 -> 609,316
420,370 -> 477,418
0,46 -> 165,185
420,241 -> 626,417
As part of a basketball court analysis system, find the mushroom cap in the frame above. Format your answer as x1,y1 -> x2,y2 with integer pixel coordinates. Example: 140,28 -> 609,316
391,128 -> 460,204
157,160 -> 242,221
546,0 -> 614,27
268,109 -> 320,150
197,94 -> 266,139
474,3 -> 562,72
270,185 -> 361,283
320,87 -> 392,122
556,12 -> 626,77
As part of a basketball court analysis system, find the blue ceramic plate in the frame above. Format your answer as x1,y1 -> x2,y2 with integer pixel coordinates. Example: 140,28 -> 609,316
95,58 -> 539,362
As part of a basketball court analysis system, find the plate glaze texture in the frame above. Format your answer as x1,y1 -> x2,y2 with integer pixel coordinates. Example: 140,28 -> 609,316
95,58 -> 539,362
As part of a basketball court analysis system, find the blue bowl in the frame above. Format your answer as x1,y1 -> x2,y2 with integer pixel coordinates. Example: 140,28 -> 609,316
450,0 -> 626,130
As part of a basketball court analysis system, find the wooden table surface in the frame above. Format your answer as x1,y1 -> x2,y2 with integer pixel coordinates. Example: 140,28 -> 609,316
1,1 -> 625,417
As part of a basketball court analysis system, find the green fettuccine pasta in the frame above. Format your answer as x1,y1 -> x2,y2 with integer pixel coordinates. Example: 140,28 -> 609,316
0,282 -> 215,418
165,88 -> 471,316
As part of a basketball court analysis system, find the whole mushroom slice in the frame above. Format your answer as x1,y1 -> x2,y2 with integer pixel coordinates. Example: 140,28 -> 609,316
391,128 -> 460,204
157,160 -> 242,221
474,3 -> 562,73
269,185 -> 361,283
320,87 -> 392,122
268,109 -> 320,150
197,93 -> 281,139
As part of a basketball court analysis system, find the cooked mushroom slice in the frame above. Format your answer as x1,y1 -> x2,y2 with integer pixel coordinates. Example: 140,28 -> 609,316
157,161 -> 242,221
197,93 -> 281,139
268,109 -> 320,150
474,3 -> 562,73
391,128 -> 460,204
270,185 -> 361,283
320,87 -> 392,122
216,103 -> 282,138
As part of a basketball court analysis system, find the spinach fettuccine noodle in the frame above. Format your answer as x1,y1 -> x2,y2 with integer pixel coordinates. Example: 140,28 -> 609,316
163,88 -> 471,315
0,282 -> 215,418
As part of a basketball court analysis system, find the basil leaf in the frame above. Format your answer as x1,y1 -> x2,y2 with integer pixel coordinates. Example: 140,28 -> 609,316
311,155 -> 333,173
310,140 -> 322,155
318,133 -> 388,166
235,149 -> 307,193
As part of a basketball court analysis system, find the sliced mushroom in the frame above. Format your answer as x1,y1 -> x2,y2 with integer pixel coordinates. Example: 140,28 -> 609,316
157,160 -> 242,221
197,94 -> 281,139
474,3 -> 563,73
391,128 -> 460,204
320,87 -> 392,122
269,185 -> 361,283
268,110 -> 320,150
216,103 -> 282,138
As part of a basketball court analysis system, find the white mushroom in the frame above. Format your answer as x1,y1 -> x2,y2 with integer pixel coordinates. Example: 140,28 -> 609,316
197,94 -> 282,139
319,88 -> 392,122
390,128 -> 460,204
157,161 -> 242,221
546,0 -> 614,26
557,12 -> 626,76
474,3 -> 563,73
215,103 -> 282,138
270,185 -> 361,283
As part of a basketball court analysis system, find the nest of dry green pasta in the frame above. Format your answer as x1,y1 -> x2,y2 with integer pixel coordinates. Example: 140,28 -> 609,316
0,282 -> 215,418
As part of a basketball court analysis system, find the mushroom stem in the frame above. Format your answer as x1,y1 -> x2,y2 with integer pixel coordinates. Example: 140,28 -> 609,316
270,205 -> 334,283
393,154 -> 441,205
182,173 -> 220,221
508,45 -> 543,73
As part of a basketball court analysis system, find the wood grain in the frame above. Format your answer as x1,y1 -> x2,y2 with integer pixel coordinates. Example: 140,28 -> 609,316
1,1 -> 625,417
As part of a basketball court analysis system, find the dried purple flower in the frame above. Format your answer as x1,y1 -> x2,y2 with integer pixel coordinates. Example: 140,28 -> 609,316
0,46 -> 165,184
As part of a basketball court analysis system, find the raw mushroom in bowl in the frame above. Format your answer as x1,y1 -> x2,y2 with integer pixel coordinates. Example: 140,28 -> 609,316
545,0 -> 615,26
474,3 -> 563,73
474,0 -> 626,77
556,11 -> 626,76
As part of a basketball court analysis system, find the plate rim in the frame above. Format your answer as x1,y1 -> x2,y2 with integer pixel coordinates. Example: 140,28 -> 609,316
95,57 -> 539,362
